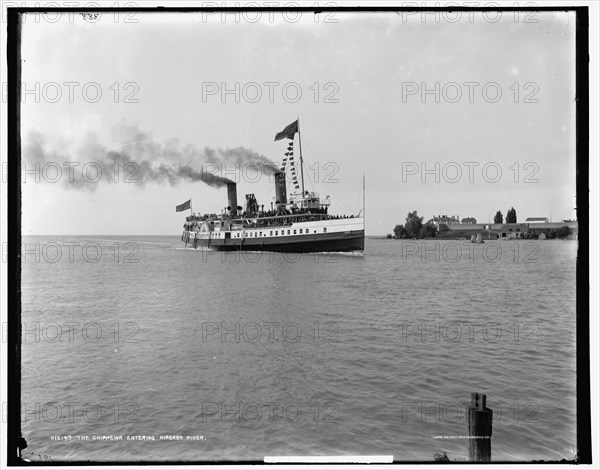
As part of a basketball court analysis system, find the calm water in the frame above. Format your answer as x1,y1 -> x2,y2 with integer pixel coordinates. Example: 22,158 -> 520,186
20,236 -> 578,462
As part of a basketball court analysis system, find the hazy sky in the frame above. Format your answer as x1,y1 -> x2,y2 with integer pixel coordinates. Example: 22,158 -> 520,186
18,9 -> 577,235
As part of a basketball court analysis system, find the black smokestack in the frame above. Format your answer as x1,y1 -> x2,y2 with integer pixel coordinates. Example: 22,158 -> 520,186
274,171 -> 287,206
227,182 -> 238,216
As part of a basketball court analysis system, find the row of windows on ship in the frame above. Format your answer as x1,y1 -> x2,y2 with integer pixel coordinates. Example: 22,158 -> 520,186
208,227 -> 328,238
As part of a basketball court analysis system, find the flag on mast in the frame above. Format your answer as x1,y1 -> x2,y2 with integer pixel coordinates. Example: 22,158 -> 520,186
176,199 -> 192,212
274,120 -> 299,141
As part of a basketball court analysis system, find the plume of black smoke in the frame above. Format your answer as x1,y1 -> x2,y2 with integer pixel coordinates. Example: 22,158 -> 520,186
23,124 -> 280,191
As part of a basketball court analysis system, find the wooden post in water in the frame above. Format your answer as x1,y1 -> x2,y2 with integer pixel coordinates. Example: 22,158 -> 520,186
467,392 -> 492,462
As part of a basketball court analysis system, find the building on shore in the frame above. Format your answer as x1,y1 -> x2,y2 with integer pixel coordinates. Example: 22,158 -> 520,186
423,212 -> 577,240
435,220 -> 578,240
427,214 -> 461,228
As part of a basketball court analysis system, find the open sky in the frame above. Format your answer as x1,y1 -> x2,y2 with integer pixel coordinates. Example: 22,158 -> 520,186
19,9 -> 577,235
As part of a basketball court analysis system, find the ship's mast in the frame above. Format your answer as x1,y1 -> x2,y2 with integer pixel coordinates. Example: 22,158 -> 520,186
297,115 -> 305,194
363,174 -> 366,222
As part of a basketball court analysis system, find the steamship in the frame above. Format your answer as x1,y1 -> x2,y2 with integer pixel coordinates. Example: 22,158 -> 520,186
179,119 -> 364,253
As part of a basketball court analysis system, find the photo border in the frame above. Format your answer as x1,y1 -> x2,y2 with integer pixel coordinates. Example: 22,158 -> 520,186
5,4 -> 591,466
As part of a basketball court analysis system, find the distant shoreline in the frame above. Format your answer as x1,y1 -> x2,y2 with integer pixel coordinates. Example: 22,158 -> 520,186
367,236 -> 577,241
